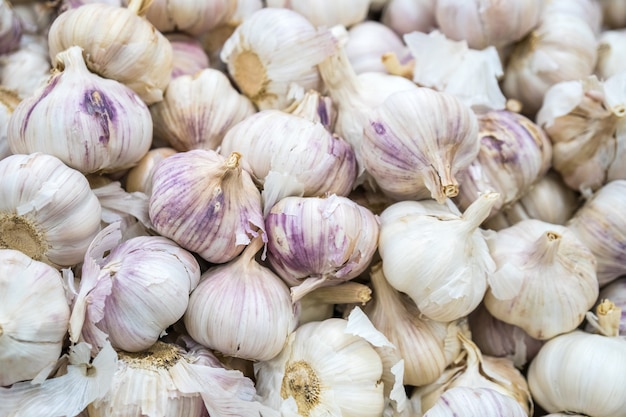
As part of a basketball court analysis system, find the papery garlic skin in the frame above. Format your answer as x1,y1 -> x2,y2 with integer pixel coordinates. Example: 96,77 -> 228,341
150,68 -> 255,152
220,8 -> 336,110
0,153 -> 102,267
141,0 -> 233,36
0,249 -> 70,386
345,21 -> 405,74
267,0 -> 370,28
8,46 -> 153,174
423,387 -> 528,417
166,32 -> 210,79
596,30 -> 626,80
149,150 -> 265,264
125,147 -> 177,195
378,193 -> 498,322
381,0 -> 437,35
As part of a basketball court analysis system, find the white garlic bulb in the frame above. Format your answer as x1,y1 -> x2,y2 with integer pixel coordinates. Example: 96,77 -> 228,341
596,30 -> 626,80
0,152 -> 102,267
184,235 -> 297,361
8,46 -> 153,174
267,0 -> 370,28
265,195 -> 379,301
166,32 -> 210,79
0,34 -> 50,99
220,7 -> 336,110
0,0 -> 22,55
362,87 -> 480,203
0,87 -> 20,161
124,147 -> 177,195
345,21 -> 405,74
378,193 -> 498,322
150,68 -> 255,152
484,220 -> 598,340
219,110 -> 357,214
0,249 -> 70,386
381,0 -> 437,36
423,387 -> 529,417
140,0 -> 234,36
149,150 -> 265,264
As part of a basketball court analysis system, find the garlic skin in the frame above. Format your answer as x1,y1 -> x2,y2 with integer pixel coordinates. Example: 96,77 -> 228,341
422,387 -> 528,417
0,35 -> 51,99
220,8 -> 336,110
47,2 -> 173,104
150,68 -> 255,152
124,147 -> 177,195
149,150 -> 265,264
0,153 -> 102,267
166,32 -> 210,79
0,0 -> 22,55
141,0 -> 233,36
454,110 -> 552,220
219,110 -> 357,215
0,87 -> 20,161
345,21 -> 405,74
184,236 -> 297,362
0,249 -> 70,386
435,0 -> 543,50
267,0 -> 370,28
265,195 -> 379,301
8,46 -> 153,174
381,0 -> 437,35
596,30 -> 626,80
567,180 -> 626,286
378,193 -> 498,322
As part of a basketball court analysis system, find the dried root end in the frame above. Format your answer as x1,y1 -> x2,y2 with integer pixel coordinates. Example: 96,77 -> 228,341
281,360 -> 321,417
233,50 -> 268,101
0,214 -> 47,261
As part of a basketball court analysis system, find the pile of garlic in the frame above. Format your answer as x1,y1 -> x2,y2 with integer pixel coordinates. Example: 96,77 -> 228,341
2,0 -> 626,416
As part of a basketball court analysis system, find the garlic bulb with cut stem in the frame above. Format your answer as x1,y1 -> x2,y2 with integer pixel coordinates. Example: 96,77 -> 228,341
265,194 -> 379,301
345,21 -> 405,74
8,46 -> 153,174
0,152 -> 102,267
0,87 -> 20,161
150,68 -> 255,152
47,0 -> 173,104
567,180 -> 626,286
166,32 -> 210,79
0,249 -> 70,387
124,147 -> 177,195
596,30 -> 626,80
0,34 -> 50,99
219,110 -> 357,215
0,0 -> 22,55
220,7 -> 336,110
267,0 -> 370,28
536,73 -> 626,193
298,281 -> 371,325
362,87 -> 480,203
586,277 -> 626,335
381,0 -> 437,35
149,149 -> 265,264
528,301 -> 626,417
484,219 -> 598,340
364,262 -> 467,387
454,109 -> 552,220
184,235 -> 298,362
422,387 -> 529,417
69,222 -> 201,353
378,192 -> 498,322
139,0 -> 234,37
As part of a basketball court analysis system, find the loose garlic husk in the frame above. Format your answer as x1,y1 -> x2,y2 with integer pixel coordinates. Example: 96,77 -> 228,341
69,222 -> 200,353
596,30 -> 626,80
220,7 -> 336,110
0,249 -> 70,386
8,46 -> 153,174
219,110 -> 356,215
567,180 -> 626,286
139,0 -> 234,37
0,87 -> 20,160
265,195 -> 379,301
586,277 -> 626,335
381,0 -> 437,36
47,0 -> 173,104
378,192 -> 498,322
124,147 -> 177,195
528,300 -> 626,417
454,109 -> 552,220
536,73 -> 626,193
484,219 -> 598,340
166,32 -> 210,79
345,21 -> 405,74
364,262 -> 467,387
0,0 -> 22,55
423,387 -> 529,417
184,235 -> 297,361
266,0 -> 370,28
0,34 -> 50,99
149,149 -> 265,264
362,87 -> 480,203
150,68 -> 255,152
0,153 -> 101,267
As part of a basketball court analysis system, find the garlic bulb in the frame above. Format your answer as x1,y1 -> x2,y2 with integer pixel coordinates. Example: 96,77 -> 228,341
364,262 -> 466,387
378,192 -> 498,322
485,219 -> 598,340
381,0 -> 437,35
596,30 -> 626,80
435,0 -> 543,50
586,277 -> 626,335
536,73 -> 626,193
527,301 -> 626,417
69,222 -> 200,353
150,68 -> 255,152
220,7 -> 336,110
149,150 -> 265,264
140,0 -> 234,36
47,0 -> 173,104
362,87 -> 480,203
422,387 -> 528,417
567,180 -> 626,286
0,35 -> 50,99
345,21 -> 405,74
0,87 -> 20,161
0,0 -> 22,55
454,109 -> 552,220
166,32 -> 210,79
124,147 -> 177,194
266,0 -> 370,28
219,110 -> 357,214
285,88 -> 336,132
0,249 -> 70,386
184,235 -> 297,361
265,195 -> 379,301
0,153 -> 101,267
8,46 -> 153,174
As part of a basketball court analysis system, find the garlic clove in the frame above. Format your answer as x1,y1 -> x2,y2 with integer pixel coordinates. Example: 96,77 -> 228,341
165,32 -> 211,79
124,147 -> 177,195
345,21 -> 405,74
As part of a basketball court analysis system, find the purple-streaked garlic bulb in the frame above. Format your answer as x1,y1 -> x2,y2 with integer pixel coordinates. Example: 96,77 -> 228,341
265,195 -> 379,301
0,0 -> 22,55
149,149 -> 265,264
69,223 -> 201,353
422,387 -> 529,417
8,46 -> 153,174
219,110 -> 357,215
381,0 -> 437,36
345,21 -> 405,74
166,32 -> 210,79
362,87 -> 480,203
